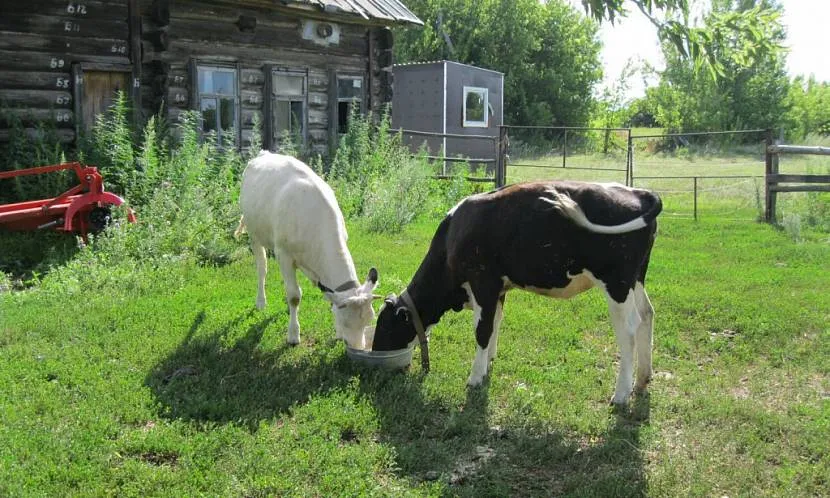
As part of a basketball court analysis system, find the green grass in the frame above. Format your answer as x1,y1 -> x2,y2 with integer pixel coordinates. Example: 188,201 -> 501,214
1,216 -> 829,496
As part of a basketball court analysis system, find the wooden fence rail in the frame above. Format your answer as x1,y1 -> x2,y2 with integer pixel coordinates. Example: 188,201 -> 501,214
765,140 -> 830,222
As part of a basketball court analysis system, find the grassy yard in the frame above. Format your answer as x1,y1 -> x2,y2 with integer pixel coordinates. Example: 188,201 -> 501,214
1,216 -> 828,496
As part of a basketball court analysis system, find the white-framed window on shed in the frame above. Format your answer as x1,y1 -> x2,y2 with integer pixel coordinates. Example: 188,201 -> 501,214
463,86 -> 488,128
196,65 -> 238,144
336,75 -> 364,134
272,70 -> 307,148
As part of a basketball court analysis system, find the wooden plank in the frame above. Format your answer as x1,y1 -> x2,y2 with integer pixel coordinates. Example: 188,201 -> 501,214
768,174 -> 830,184
0,71 -> 73,91
769,185 -> 830,193
0,89 -> 73,109
0,32 -> 130,61
768,144 -> 830,155
0,50 -> 131,73
241,109 -> 262,127
240,89 -> 263,109
159,40 -> 366,70
0,108 -> 74,128
1,0 -> 125,19
167,17 -> 368,57
0,127 -> 75,144
0,14 -> 128,41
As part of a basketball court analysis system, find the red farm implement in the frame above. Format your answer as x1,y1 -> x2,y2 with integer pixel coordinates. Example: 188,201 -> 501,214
0,162 -> 136,238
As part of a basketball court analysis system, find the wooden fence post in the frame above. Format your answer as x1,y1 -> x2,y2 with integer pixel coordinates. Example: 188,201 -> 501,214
764,128 -> 775,222
496,126 -> 508,187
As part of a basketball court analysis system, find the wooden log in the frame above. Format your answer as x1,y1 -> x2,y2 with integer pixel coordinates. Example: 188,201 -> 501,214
0,71 -> 73,91
0,50 -> 130,73
168,16 -> 368,57
158,40 -> 367,69
0,14 -> 128,41
0,89 -> 73,109
768,144 -> 830,155
0,33 -> 130,62
767,174 -> 830,184
0,0 -> 125,19
240,68 -> 265,88
769,185 -> 830,193
166,86 -> 190,108
308,108 -> 327,126
241,109 -> 262,127
240,89 -> 263,109
0,109 -> 74,128
151,0 -> 171,26
0,127 -> 76,144
144,30 -> 170,52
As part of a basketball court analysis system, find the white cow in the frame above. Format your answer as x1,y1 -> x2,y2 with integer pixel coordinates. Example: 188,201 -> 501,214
236,151 -> 378,348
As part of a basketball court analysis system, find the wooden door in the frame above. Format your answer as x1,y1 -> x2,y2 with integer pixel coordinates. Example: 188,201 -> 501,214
81,71 -> 130,131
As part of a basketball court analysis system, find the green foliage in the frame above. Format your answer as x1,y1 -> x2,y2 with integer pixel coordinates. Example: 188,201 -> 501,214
395,0 -> 602,126
327,108 -> 438,232
0,109 -> 68,203
784,77 -> 830,141
578,0 -> 784,79
636,0 -> 790,134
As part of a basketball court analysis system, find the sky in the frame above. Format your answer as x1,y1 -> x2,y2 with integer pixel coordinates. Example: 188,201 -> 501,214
571,0 -> 830,99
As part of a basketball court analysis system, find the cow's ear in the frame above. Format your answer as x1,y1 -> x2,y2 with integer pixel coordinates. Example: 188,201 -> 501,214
366,267 -> 379,285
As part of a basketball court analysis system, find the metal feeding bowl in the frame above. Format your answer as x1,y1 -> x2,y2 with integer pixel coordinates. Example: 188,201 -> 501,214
345,327 -> 413,370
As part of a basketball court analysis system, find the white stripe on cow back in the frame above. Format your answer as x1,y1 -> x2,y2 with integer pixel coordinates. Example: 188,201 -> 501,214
539,187 -> 647,234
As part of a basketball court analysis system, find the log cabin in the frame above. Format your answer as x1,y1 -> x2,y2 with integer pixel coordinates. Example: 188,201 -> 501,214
0,0 -> 422,156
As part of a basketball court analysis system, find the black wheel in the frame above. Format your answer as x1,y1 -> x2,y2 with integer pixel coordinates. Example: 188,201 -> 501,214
88,206 -> 112,233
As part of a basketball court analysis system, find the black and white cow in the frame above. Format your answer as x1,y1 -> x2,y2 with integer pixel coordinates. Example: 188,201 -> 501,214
372,180 -> 662,405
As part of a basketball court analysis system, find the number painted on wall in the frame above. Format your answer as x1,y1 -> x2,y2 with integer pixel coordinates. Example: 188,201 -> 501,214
50,58 -> 65,69
56,113 -> 71,123
110,44 -> 127,54
172,75 -> 185,85
66,3 -> 88,15
174,93 -> 186,104
247,95 -> 259,105
56,77 -> 70,89
56,95 -> 71,105
64,21 -> 80,32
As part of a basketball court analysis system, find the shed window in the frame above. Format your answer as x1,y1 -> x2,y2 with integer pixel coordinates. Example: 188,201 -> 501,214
336,76 -> 363,134
463,86 -> 488,128
272,71 -> 307,147
197,66 -> 238,143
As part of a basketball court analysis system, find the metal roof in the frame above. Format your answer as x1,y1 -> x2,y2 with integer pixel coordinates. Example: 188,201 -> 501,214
395,60 -> 504,75
282,0 -> 423,25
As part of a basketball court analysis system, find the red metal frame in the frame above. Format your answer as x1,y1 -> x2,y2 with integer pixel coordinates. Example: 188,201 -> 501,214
0,162 -> 136,237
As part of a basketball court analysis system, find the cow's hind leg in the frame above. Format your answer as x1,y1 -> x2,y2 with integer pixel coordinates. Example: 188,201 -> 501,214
252,239 -> 268,310
606,287 -> 642,406
463,281 -> 501,386
633,282 -> 654,392
276,250 -> 302,345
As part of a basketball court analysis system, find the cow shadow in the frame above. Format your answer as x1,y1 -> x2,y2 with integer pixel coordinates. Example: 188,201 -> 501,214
146,310 -> 648,495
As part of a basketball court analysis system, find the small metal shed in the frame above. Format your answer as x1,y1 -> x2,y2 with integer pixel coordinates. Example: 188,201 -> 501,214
392,60 -> 504,172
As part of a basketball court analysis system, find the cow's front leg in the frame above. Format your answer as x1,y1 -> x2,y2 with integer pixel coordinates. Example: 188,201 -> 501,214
463,281 -> 500,387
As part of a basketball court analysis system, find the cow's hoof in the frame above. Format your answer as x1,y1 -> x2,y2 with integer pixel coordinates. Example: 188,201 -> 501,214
255,299 -> 266,311
610,391 -> 631,407
467,374 -> 485,387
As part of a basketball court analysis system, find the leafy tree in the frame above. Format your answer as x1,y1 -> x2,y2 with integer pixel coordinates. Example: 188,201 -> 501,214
640,0 -> 790,132
576,0 -> 783,78
394,0 -> 602,126
785,76 -> 830,140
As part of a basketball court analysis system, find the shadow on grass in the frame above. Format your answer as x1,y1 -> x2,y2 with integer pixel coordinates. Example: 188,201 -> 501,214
146,310 -> 648,496
0,231 -> 79,284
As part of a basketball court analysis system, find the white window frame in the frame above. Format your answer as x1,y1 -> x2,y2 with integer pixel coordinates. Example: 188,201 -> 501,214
462,86 -> 489,128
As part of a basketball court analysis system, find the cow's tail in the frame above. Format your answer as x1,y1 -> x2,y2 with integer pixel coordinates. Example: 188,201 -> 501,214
233,215 -> 247,239
541,189 -> 662,235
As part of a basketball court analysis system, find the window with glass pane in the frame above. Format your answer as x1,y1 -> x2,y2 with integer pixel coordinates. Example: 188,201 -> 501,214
197,66 -> 238,143
337,76 -> 363,134
463,86 -> 488,127
272,72 -> 306,146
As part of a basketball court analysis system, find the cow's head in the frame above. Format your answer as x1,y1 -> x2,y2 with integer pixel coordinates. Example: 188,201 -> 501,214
372,294 -> 418,351
320,268 -> 380,348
